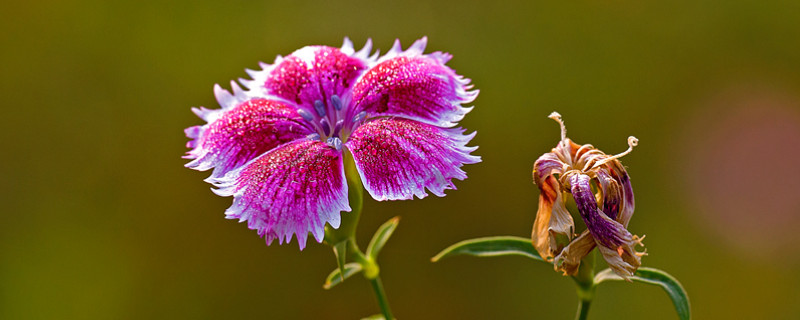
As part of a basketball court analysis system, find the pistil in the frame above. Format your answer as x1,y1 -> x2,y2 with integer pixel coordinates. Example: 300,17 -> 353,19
592,136 -> 638,169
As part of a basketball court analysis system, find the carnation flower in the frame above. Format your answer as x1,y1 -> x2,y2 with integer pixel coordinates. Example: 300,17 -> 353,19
185,38 -> 480,249
532,112 -> 644,279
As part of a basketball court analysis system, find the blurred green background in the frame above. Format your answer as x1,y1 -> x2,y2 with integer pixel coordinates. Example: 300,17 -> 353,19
3,0 -> 800,319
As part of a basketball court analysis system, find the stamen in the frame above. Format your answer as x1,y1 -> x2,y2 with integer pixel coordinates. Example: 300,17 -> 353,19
558,169 -> 582,190
320,118 -> 331,136
331,95 -> 343,111
297,109 -> 314,122
548,112 -> 567,145
579,149 -> 605,172
575,144 -> 594,157
353,111 -> 367,123
306,133 -> 321,141
575,144 -> 597,171
592,136 -> 639,169
333,119 -> 344,135
326,137 -> 343,150
549,111 -> 572,165
314,99 -> 327,117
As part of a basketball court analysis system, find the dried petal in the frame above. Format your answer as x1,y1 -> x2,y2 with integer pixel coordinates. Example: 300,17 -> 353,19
570,173 -> 644,279
553,231 -> 596,276
596,168 -> 622,220
604,159 -> 636,226
531,157 -> 574,261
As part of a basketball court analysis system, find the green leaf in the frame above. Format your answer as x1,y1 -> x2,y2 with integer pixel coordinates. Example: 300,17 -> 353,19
366,217 -> 400,259
323,263 -> 362,290
594,267 -> 691,320
360,314 -> 385,320
332,240 -> 348,281
431,236 -> 544,262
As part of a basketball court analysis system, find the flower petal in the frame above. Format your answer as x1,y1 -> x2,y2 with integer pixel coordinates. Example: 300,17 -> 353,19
184,97 -> 313,178
531,153 -> 574,261
603,159 -> 636,227
346,118 -> 480,201
553,231 -> 596,276
243,43 -> 371,117
570,173 -> 629,248
596,168 -> 622,221
570,173 -> 643,279
596,239 -> 644,281
531,174 -> 574,261
532,152 -> 564,183
209,140 -> 350,249
552,138 -> 585,166
350,37 -> 476,128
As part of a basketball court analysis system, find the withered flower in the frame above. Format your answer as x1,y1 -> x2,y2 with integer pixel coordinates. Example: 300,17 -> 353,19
532,112 -> 645,279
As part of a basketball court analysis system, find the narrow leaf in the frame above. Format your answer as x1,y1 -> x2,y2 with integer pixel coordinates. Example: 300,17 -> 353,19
366,216 -> 400,259
323,263 -> 362,290
332,240 -> 348,281
360,314 -> 385,320
594,267 -> 691,320
431,236 -> 544,262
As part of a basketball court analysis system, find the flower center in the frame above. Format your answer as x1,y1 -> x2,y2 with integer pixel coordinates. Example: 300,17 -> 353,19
299,94 -> 367,150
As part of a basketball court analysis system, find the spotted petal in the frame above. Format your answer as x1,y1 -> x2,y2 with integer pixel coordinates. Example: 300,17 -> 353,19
209,140 -> 350,249
346,118 -> 480,201
184,96 -> 313,178
570,173 -> 643,279
350,37 -> 477,128
242,43 -> 371,119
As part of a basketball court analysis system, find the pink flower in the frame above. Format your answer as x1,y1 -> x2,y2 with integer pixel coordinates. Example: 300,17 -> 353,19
184,38 -> 480,249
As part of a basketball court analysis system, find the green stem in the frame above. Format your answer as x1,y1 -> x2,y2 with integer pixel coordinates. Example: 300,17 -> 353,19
572,251 -> 596,320
348,239 -> 392,319
369,276 -> 394,320
575,298 -> 592,320
326,151 -> 395,319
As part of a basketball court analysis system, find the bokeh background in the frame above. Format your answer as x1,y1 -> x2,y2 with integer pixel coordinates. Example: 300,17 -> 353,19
3,0 -> 800,319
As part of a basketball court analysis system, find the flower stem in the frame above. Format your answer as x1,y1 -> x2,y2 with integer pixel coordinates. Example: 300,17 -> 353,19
348,237 -> 394,319
572,251 -> 596,320
369,275 -> 394,320
575,298 -> 592,320
328,151 -> 394,319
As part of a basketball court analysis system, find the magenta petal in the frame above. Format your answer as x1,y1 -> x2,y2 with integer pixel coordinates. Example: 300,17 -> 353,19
350,39 -> 476,128
184,98 -> 313,178
346,118 -> 480,201
209,140 -> 350,249
247,46 -> 368,116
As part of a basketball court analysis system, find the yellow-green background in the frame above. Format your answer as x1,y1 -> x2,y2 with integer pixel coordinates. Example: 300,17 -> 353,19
3,0 -> 800,319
